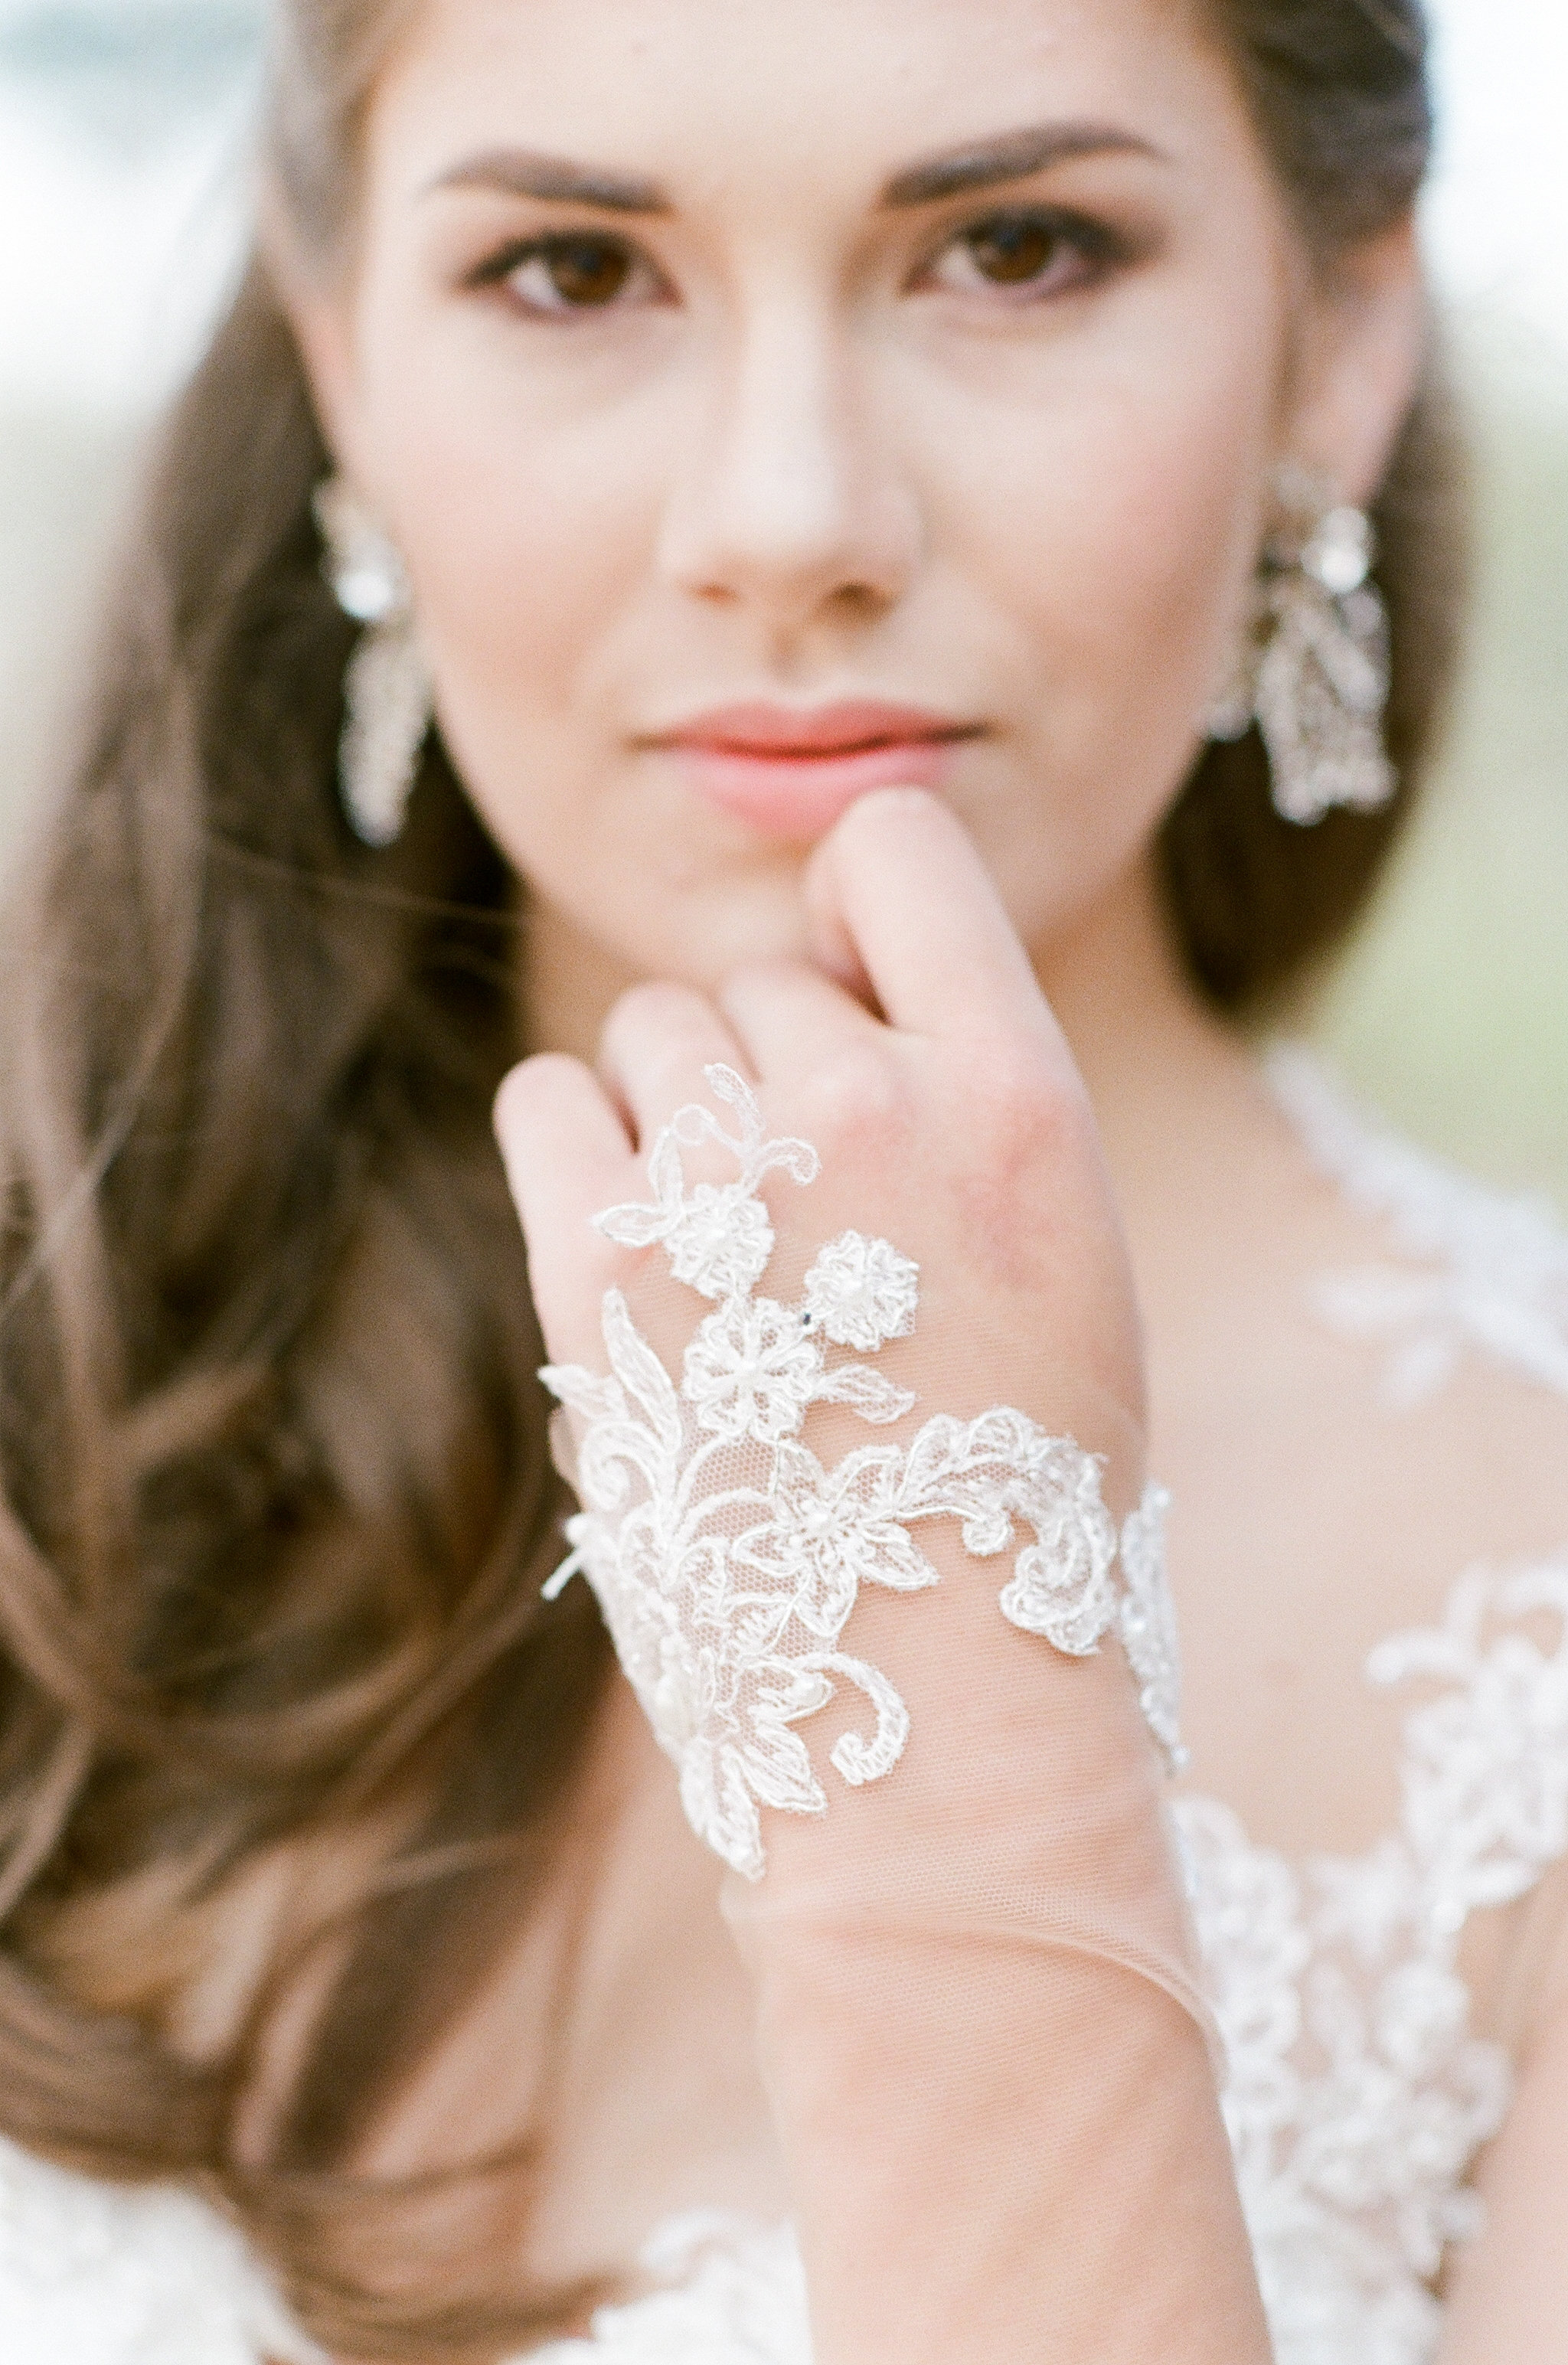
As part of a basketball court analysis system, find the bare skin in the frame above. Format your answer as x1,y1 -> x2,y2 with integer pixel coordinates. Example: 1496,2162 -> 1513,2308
274,0 -> 1568,2344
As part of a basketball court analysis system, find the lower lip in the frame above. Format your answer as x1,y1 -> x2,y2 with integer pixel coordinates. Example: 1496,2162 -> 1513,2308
671,737 -> 962,840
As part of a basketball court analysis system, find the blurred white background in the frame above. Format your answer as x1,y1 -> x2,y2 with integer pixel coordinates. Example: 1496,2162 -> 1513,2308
1,0 -> 1564,1191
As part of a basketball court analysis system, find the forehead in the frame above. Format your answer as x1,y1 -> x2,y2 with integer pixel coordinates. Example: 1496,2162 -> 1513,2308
374,0 -> 1243,202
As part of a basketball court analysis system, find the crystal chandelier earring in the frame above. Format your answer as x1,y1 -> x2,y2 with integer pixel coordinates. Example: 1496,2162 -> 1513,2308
313,477 -> 433,848
1205,463 -> 1395,826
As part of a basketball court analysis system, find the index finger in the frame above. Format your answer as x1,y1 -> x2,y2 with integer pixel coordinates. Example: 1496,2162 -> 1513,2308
804,789 -> 1062,1049
494,1053 -> 635,1316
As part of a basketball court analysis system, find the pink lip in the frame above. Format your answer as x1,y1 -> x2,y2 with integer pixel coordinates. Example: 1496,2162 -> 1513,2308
645,701 -> 982,841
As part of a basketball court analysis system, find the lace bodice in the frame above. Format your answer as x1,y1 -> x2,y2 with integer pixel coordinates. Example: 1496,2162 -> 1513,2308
1177,1560 -> 1568,2365
4,1057 -> 1565,2365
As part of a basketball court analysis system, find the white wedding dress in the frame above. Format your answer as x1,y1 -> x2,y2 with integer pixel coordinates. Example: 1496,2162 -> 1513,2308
2,1052 -> 1565,2365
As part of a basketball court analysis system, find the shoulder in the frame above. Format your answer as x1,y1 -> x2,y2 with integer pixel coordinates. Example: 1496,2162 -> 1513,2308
1270,1050 -> 1568,1932
0,2135 -> 319,2365
1266,1044 -> 1568,1550
1168,1046 -> 1568,1857
1266,1044 -> 1568,1410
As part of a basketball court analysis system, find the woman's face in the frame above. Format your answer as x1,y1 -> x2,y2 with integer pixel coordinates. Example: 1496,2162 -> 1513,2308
296,0 -> 1418,1005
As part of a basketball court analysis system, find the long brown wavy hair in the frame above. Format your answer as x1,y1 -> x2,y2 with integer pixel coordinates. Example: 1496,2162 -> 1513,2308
0,0 -> 1464,2355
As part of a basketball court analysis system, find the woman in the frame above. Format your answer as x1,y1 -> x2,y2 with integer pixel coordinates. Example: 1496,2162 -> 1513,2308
1,0 -> 1565,2357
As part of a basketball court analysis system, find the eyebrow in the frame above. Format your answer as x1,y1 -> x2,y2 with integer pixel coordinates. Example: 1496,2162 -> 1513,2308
427,149 -> 672,215
426,120 -> 1165,222
880,122 -> 1167,209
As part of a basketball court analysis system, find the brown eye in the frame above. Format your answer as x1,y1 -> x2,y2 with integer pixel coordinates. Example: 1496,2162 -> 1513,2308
965,216 -> 1063,286
537,237 -> 632,305
490,234 -> 663,317
926,208 -> 1118,302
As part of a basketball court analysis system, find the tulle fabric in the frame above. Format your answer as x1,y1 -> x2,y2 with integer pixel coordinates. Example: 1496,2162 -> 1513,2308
722,1521 -> 1269,2363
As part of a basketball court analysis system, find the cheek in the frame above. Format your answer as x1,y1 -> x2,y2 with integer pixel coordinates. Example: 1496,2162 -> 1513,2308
916,290 -> 1280,901
361,314 -> 671,805
1054,393 -> 1265,692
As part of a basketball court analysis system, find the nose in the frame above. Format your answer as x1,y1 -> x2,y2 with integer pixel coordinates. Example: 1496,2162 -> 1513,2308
658,295 -> 921,637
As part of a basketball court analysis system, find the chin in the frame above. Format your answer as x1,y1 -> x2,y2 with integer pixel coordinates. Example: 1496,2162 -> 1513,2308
662,877 -> 815,984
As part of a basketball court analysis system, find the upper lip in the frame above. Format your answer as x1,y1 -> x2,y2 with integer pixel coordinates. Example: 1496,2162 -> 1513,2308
642,700 -> 983,756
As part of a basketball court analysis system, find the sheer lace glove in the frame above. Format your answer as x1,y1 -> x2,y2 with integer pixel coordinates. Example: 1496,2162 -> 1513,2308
498,792 -> 1269,2363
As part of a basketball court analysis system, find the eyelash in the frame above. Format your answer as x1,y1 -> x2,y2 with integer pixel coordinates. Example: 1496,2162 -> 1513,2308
917,207 -> 1133,301
467,233 -> 668,316
466,206 -> 1133,321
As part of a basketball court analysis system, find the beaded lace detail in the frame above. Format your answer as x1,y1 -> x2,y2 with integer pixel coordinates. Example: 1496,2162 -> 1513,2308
541,1064 -> 1182,1880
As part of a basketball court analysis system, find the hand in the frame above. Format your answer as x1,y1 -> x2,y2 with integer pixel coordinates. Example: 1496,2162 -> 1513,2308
498,784 -> 1168,1898
496,787 -> 1145,1511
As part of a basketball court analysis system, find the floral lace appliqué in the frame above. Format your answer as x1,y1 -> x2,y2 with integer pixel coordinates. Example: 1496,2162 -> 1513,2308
1267,1046 -> 1568,1407
541,1064 -> 1184,1880
1179,1557 -> 1568,2365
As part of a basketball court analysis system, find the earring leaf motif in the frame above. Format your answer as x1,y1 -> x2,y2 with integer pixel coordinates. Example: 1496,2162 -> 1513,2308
313,477 -> 433,848
1207,478 -> 1395,826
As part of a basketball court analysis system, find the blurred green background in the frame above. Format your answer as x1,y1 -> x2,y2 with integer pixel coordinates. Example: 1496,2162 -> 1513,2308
1307,342 -> 1568,1205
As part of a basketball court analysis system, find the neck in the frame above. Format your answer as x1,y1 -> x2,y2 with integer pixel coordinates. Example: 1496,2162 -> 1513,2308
1034,857 -> 1261,1223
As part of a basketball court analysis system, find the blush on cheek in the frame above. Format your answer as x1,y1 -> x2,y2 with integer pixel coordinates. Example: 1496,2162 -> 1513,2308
1012,360 -> 1274,819
364,288 -> 675,761
1105,424 -> 1266,733
397,460 -> 644,733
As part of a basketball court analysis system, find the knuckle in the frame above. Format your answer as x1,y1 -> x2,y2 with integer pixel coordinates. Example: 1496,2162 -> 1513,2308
601,983 -> 729,1109
950,1049 -> 1099,1297
605,978 -> 708,1050
724,955 -> 802,1001
962,1039 -> 1084,1172
804,1046 -> 916,1168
